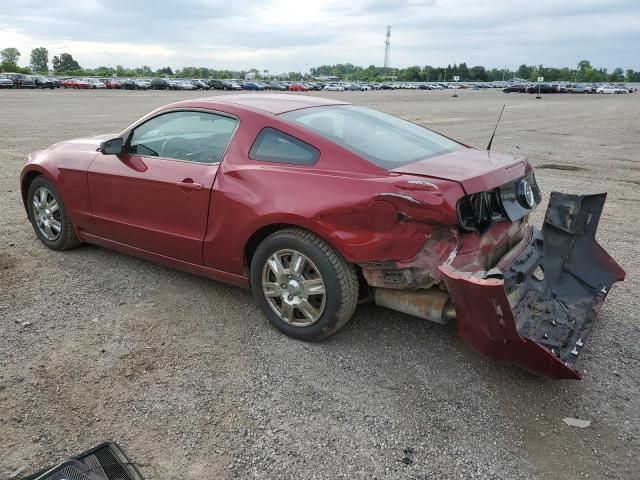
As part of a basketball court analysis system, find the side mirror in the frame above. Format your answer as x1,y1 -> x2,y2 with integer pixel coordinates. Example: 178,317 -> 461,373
100,137 -> 124,155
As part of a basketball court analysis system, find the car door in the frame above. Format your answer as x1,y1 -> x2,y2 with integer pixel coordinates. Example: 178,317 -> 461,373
87,109 -> 239,264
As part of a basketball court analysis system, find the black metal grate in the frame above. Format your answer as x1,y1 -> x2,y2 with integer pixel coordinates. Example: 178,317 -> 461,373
22,443 -> 143,480
78,443 -> 140,480
31,460 -> 99,480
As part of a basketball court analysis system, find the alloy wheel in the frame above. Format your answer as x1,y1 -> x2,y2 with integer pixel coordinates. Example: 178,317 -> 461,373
32,187 -> 62,241
261,249 -> 326,327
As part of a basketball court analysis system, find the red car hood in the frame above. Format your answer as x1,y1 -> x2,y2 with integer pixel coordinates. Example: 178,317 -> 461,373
49,134 -> 115,152
391,147 -> 527,194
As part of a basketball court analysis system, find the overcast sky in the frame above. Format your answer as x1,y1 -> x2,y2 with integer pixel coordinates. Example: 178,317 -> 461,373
1,0 -> 638,72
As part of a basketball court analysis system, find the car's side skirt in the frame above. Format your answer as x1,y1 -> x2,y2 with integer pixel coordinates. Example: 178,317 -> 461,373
79,232 -> 250,289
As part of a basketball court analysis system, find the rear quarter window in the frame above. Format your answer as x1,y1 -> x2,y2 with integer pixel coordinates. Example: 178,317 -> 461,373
249,128 -> 320,165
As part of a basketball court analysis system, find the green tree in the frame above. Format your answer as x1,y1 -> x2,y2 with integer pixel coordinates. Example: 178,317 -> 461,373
399,65 -> 421,81
469,66 -> 488,81
52,53 -> 81,73
0,47 -> 21,68
609,67 -> 624,82
516,64 -> 532,80
30,47 -> 48,72
157,66 -> 173,76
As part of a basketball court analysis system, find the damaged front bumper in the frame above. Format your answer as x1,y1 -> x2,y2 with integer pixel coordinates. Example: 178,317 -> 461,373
440,192 -> 625,379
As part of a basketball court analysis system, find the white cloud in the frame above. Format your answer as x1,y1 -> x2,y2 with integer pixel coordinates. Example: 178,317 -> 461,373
0,0 -> 638,71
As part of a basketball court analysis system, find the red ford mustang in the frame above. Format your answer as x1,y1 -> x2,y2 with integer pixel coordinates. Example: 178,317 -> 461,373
20,94 -> 624,379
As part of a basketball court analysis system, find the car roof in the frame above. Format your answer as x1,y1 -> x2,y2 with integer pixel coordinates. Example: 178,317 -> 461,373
193,94 -> 349,115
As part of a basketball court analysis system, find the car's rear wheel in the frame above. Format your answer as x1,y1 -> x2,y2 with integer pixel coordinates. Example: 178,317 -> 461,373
27,176 -> 81,251
251,228 -> 358,341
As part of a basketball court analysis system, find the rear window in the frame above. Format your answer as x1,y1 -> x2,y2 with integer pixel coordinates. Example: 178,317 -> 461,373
281,105 -> 461,169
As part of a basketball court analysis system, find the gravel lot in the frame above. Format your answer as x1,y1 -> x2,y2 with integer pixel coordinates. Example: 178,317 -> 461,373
1,88 -> 638,479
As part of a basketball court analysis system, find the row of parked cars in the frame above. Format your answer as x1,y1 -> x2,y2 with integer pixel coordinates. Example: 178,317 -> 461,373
0,73 -> 61,88
3,74 -> 636,95
502,82 -> 637,94
0,76 -> 529,92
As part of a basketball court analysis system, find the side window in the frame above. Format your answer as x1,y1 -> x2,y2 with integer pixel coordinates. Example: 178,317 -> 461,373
128,110 -> 238,163
249,128 -> 320,165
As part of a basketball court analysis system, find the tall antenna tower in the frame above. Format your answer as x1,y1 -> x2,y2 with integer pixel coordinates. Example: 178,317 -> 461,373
384,25 -> 392,69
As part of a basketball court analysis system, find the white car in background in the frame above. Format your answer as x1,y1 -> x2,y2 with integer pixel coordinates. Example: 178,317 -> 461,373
324,83 -> 344,91
83,78 -> 106,89
596,84 -> 626,94
0,74 -> 14,88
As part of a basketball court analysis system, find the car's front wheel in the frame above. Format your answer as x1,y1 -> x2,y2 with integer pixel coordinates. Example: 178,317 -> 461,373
251,228 -> 359,341
27,176 -> 81,250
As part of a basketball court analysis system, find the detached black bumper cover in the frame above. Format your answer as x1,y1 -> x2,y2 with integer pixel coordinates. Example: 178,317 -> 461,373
440,192 -> 625,379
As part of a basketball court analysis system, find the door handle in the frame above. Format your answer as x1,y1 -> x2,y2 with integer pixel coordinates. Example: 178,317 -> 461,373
176,180 -> 203,191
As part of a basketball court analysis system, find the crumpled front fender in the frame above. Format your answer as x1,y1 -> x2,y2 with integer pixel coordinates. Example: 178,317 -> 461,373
440,192 -> 625,379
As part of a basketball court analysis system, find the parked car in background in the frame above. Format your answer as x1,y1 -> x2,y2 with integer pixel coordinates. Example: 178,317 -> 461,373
32,76 -> 55,89
122,79 -> 150,90
614,84 -> 634,93
564,83 -> 588,93
526,83 -> 561,94
324,83 -> 344,91
269,81 -> 288,91
164,80 -> 180,90
208,79 -> 242,90
149,78 -> 169,90
418,84 -> 432,90
288,83 -> 309,92
502,84 -> 528,93
5,73 -> 36,88
191,80 -> 210,90
175,80 -> 195,90
83,78 -> 106,89
121,79 -> 150,90
62,78 -> 90,89
100,78 -> 122,89
137,79 -> 151,90
0,74 -> 13,88
596,84 -> 626,94
242,81 -> 266,91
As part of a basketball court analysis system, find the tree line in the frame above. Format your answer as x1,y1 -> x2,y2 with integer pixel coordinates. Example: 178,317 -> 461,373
1,46 -> 639,83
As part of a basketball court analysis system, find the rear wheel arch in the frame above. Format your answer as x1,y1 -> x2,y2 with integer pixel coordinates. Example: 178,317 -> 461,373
244,223 -> 367,296
244,223 -> 351,270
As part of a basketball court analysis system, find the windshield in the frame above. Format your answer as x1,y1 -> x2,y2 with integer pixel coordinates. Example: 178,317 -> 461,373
281,105 -> 462,169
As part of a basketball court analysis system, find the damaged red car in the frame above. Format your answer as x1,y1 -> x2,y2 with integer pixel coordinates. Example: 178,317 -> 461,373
20,94 -> 624,379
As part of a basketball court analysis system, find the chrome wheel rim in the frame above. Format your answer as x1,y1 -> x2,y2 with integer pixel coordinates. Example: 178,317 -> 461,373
32,187 -> 62,241
261,249 -> 326,327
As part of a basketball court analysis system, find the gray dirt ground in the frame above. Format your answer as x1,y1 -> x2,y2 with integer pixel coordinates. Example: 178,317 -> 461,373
0,88 -> 638,479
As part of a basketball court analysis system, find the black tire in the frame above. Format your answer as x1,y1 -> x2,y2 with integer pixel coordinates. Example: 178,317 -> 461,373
27,176 -> 82,251
251,228 -> 359,341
